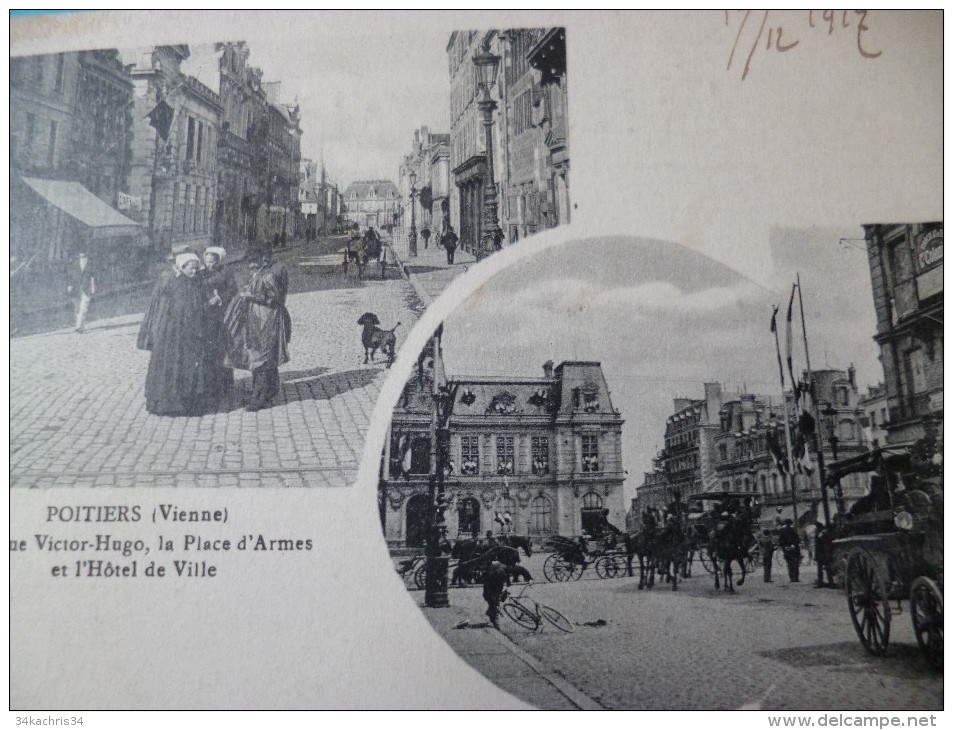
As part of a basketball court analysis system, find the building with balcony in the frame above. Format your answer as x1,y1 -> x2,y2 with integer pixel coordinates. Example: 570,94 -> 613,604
380,360 -> 625,548
863,223 -> 943,451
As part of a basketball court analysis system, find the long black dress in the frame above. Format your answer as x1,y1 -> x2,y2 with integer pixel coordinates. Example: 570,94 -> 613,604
200,265 -> 237,398
139,273 -> 214,416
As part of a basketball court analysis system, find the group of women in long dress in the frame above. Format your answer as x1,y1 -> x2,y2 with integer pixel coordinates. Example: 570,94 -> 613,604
137,242 -> 290,416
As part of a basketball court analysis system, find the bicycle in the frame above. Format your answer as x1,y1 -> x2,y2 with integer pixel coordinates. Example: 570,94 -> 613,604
500,584 -> 574,633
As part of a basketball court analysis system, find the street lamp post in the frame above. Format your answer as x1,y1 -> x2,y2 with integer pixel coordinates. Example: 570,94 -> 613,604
408,170 -> 418,258
473,42 -> 502,262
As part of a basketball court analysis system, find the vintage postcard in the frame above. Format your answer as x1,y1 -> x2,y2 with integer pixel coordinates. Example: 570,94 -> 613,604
8,10 -> 942,716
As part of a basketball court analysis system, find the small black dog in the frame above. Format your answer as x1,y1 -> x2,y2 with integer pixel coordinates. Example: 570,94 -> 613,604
358,312 -> 400,366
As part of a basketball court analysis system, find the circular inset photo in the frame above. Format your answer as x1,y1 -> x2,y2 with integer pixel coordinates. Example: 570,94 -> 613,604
371,233 -> 942,711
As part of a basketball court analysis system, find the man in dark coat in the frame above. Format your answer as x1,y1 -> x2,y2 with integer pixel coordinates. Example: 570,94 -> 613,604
777,519 -> 802,583
138,253 -> 214,416
483,560 -> 508,629
225,242 -> 291,411
441,225 -> 459,265
67,251 -> 96,333
758,527 -> 776,583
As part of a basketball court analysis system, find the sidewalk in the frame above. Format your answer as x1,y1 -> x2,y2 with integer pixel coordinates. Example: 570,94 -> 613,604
418,597 -> 602,710
389,237 -> 476,305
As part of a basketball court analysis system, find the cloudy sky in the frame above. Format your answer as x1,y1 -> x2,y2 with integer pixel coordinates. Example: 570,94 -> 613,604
441,232 -> 880,505
183,31 -> 452,187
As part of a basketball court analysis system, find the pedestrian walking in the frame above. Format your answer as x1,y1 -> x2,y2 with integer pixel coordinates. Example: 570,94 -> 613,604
137,253 -> 215,416
441,225 -> 459,265
363,226 -> 381,261
224,241 -> 291,411
758,528 -> 776,582
67,251 -> 95,333
814,521 -> 835,588
379,238 -> 397,280
483,560 -> 508,629
777,519 -> 802,583
200,246 -> 236,399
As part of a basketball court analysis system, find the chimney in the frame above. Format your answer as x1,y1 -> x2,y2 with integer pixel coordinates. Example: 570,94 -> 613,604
543,360 -> 554,378
848,363 -> 857,389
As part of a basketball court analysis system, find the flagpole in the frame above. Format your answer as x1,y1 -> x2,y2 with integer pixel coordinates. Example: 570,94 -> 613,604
796,273 -> 833,525
425,324 -> 450,608
772,306 -> 799,526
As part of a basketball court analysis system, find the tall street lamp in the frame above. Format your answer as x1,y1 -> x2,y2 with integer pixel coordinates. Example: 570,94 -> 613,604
408,169 -> 418,258
473,42 -> 502,262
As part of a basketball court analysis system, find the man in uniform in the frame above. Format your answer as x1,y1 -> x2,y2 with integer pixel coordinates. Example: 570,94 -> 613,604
483,560 -> 508,628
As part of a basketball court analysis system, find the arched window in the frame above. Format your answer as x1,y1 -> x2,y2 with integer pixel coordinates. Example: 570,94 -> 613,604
581,492 -> 605,535
582,492 -> 603,509
529,495 -> 553,536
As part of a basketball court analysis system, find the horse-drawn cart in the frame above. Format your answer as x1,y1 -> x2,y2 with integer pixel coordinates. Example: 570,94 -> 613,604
541,534 -> 629,582
829,447 -> 943,669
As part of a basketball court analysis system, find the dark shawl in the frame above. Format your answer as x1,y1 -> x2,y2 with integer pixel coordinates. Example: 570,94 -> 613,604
224,261 -> 291,371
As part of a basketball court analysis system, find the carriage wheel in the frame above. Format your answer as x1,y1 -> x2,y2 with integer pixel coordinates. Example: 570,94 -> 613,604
503,600 -> 540,630
413,565 -> 426,591
543,554 -> 560,583
614,554 -> 631,577
698,546 -> 715,575
539,605 -> 574,633
552,555 -> 583,582
845,550 -> 891,657
595,555 -> 619,579
910,577 -> 943,670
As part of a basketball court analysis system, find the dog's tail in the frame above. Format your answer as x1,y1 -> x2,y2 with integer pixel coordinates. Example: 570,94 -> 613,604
389,322 -> 401,333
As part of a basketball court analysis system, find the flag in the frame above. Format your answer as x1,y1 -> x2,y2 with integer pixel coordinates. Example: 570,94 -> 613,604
766,429 -> 788,474
785,283 -> 797,393
146,99 -> 175,141
770,305 -> 785,388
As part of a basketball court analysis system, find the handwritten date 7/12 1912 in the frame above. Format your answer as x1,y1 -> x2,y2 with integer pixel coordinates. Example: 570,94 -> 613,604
727,10 -> 883,81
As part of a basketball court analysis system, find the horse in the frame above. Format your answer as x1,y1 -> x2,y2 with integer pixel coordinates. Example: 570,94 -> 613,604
708,514 -> 749,592
622,528 -> 658,590
450,537 -> 532,586
654,515 -> 691,591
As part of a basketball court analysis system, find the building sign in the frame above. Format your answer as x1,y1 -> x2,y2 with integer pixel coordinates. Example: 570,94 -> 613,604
917,228 -> 943,271
917,263 -> 943,301
116,192 -> 142,212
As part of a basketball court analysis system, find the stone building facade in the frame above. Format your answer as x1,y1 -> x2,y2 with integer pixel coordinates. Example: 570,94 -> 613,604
123,45 -> 222,255
636,373 -> 870,522
10,49 -> 140,296
863,223 -> 943,450
343,180 -> 400,230
397,127 -> 451,246
380,361 -> 626,548
445,28 -> 569,254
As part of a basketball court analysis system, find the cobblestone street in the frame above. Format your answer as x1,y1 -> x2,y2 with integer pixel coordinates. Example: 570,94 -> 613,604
411,554 -> 944,711
11,238 -> 426,488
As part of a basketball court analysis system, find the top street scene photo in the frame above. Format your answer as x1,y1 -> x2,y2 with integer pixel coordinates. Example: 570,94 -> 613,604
9,27 -> 569,490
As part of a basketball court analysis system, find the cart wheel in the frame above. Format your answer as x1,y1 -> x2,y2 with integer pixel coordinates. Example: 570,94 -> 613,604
543,554 -> 560,583
910,576 -> 943,670
614,554 -> 631,576
551,556 -> 576,582
846,550 -> 891,656
595,555 -> 619,579
413,565 -> 426,591
699,546 -> 715,575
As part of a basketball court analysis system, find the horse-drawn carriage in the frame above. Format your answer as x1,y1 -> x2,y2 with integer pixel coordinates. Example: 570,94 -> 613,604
685,490 -> 761,591
828,447 -> 943,669
397,534 -> 534,591
541,533 -> 629,582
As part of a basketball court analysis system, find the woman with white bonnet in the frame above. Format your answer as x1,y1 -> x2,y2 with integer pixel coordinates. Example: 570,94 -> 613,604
200,246 -> 236,398
138,251 -> 214,416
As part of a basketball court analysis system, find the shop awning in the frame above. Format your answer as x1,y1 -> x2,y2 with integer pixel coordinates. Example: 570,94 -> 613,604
22,177 -> 141,235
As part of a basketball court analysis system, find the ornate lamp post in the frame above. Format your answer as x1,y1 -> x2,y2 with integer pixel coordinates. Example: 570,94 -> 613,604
473,42 -> 502,262
408,169 -> 418,258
